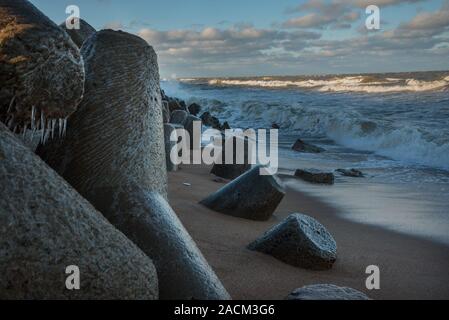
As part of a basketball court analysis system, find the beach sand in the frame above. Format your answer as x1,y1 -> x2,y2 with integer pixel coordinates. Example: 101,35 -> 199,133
168,164 -> 449,300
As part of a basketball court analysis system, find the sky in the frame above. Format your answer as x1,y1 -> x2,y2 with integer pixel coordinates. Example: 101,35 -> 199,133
30,0 -> 449,78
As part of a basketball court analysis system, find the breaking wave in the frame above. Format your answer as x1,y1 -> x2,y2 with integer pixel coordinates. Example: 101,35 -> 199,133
197,98 -> 449,170
205,75 -> 449,93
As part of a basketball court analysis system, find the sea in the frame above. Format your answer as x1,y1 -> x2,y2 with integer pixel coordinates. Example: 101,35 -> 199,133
161,71 -> 449,246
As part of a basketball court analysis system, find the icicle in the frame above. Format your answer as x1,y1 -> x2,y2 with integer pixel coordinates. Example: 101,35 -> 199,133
31,106 -> 36,130
51,119 -> 56,139
63,118 -> 68,137
7,96 -> 15,113
40,111 -> 45,131
59,118 -> 64,138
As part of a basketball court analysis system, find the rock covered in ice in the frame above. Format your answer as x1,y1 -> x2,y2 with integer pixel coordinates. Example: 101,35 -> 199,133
201,165 -> 286,221
38,30 -> 168,198
0,123 -> 158,299
59,18 -> 96,48
287,284 -> 370,300
248,213 -> 337,270
0,0 -> 84,132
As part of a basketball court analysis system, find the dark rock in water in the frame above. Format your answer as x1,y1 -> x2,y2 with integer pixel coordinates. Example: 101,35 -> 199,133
336,168 -> 364,178
295,169 -> 335,185
164,123 -> 183,172
248,213 -> 337,270
200,111 -> 222,130
91,183 -> 231,300
170,110 -> 189,126
0,0 -> 84,133
188,103 -> 202,116
38,30 -> 228,300
0,123 -> 158,299
221,121 -> 231,130
292,139 -> 325,153
168,98 -> 188,113
201,165 -> 286,221
184,115 -> 202,150
38,30 -> 168,197
272,123 -> 280,129
287,284 -> 370,300
59,18 -> 96,48
211,136 -> 253,180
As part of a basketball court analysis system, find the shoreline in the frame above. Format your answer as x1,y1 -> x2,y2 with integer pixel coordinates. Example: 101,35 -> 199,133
168,164 -> 449,300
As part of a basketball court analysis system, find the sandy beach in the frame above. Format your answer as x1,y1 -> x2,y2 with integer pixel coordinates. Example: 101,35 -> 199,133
168,164 -> 449,300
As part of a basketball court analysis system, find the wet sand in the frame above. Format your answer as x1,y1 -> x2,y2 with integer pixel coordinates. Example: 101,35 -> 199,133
168,164 -> 449,300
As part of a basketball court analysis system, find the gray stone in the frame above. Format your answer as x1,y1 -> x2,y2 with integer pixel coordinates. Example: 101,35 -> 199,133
0,0 -> 84,135
90,183 -> 231,300
201,165 -> 286,221
295,168 -> 335,185
170,110 -> 189,126
188,103 -> 202,116
287,284 -> 370,300
211,136 -> 253,180
59,18 -> 96,48
248,213 -> 337,270
292,139 -> 325,153
336,168 -> 364,178
38,30 -> 168,198
168,98 -> 188,113
38,30 -> 228,300
0,123 -> 158,299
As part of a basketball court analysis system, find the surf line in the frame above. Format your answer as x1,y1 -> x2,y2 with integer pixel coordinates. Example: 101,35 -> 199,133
169,121 -> 279,175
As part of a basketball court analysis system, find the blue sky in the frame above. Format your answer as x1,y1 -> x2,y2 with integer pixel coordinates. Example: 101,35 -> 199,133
30,0 -> 449,77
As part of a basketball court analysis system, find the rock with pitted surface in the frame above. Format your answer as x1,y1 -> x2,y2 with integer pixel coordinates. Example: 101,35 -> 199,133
287,284 -> 370,300
248,213 -> 337,270
38,30 -> 168,198
0,0 -> 84,134
295,168 -> 335,185
170,110 -> 189,126
38,30 -> 228,300
292,139 -> 325,153
201,165 -> 285,221
188,103 -> 202,116
91,183 -> 231,300
59,18 -> 96,48
211,135 -> 253,180
0,123 -> 158,299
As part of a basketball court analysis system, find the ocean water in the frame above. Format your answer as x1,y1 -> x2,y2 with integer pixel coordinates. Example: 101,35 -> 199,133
161,71 -> 449,246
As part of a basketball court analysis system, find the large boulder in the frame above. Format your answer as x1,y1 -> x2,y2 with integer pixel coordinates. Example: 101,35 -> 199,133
292,139 -> 325,153
0,123 -> 158,299
59,18 -> 96,48
38,30 -> 228,300
248,213 -> 337,270
37,30 -> 168,198
91,183 -> 231,300
200,165 -> 285,221
200,111 -> 222,130
168,98 -> 188,113
211,135 -> 253,180
295,168 -> 335,185
286,284 -> 370,300
0,0 -> 84,135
